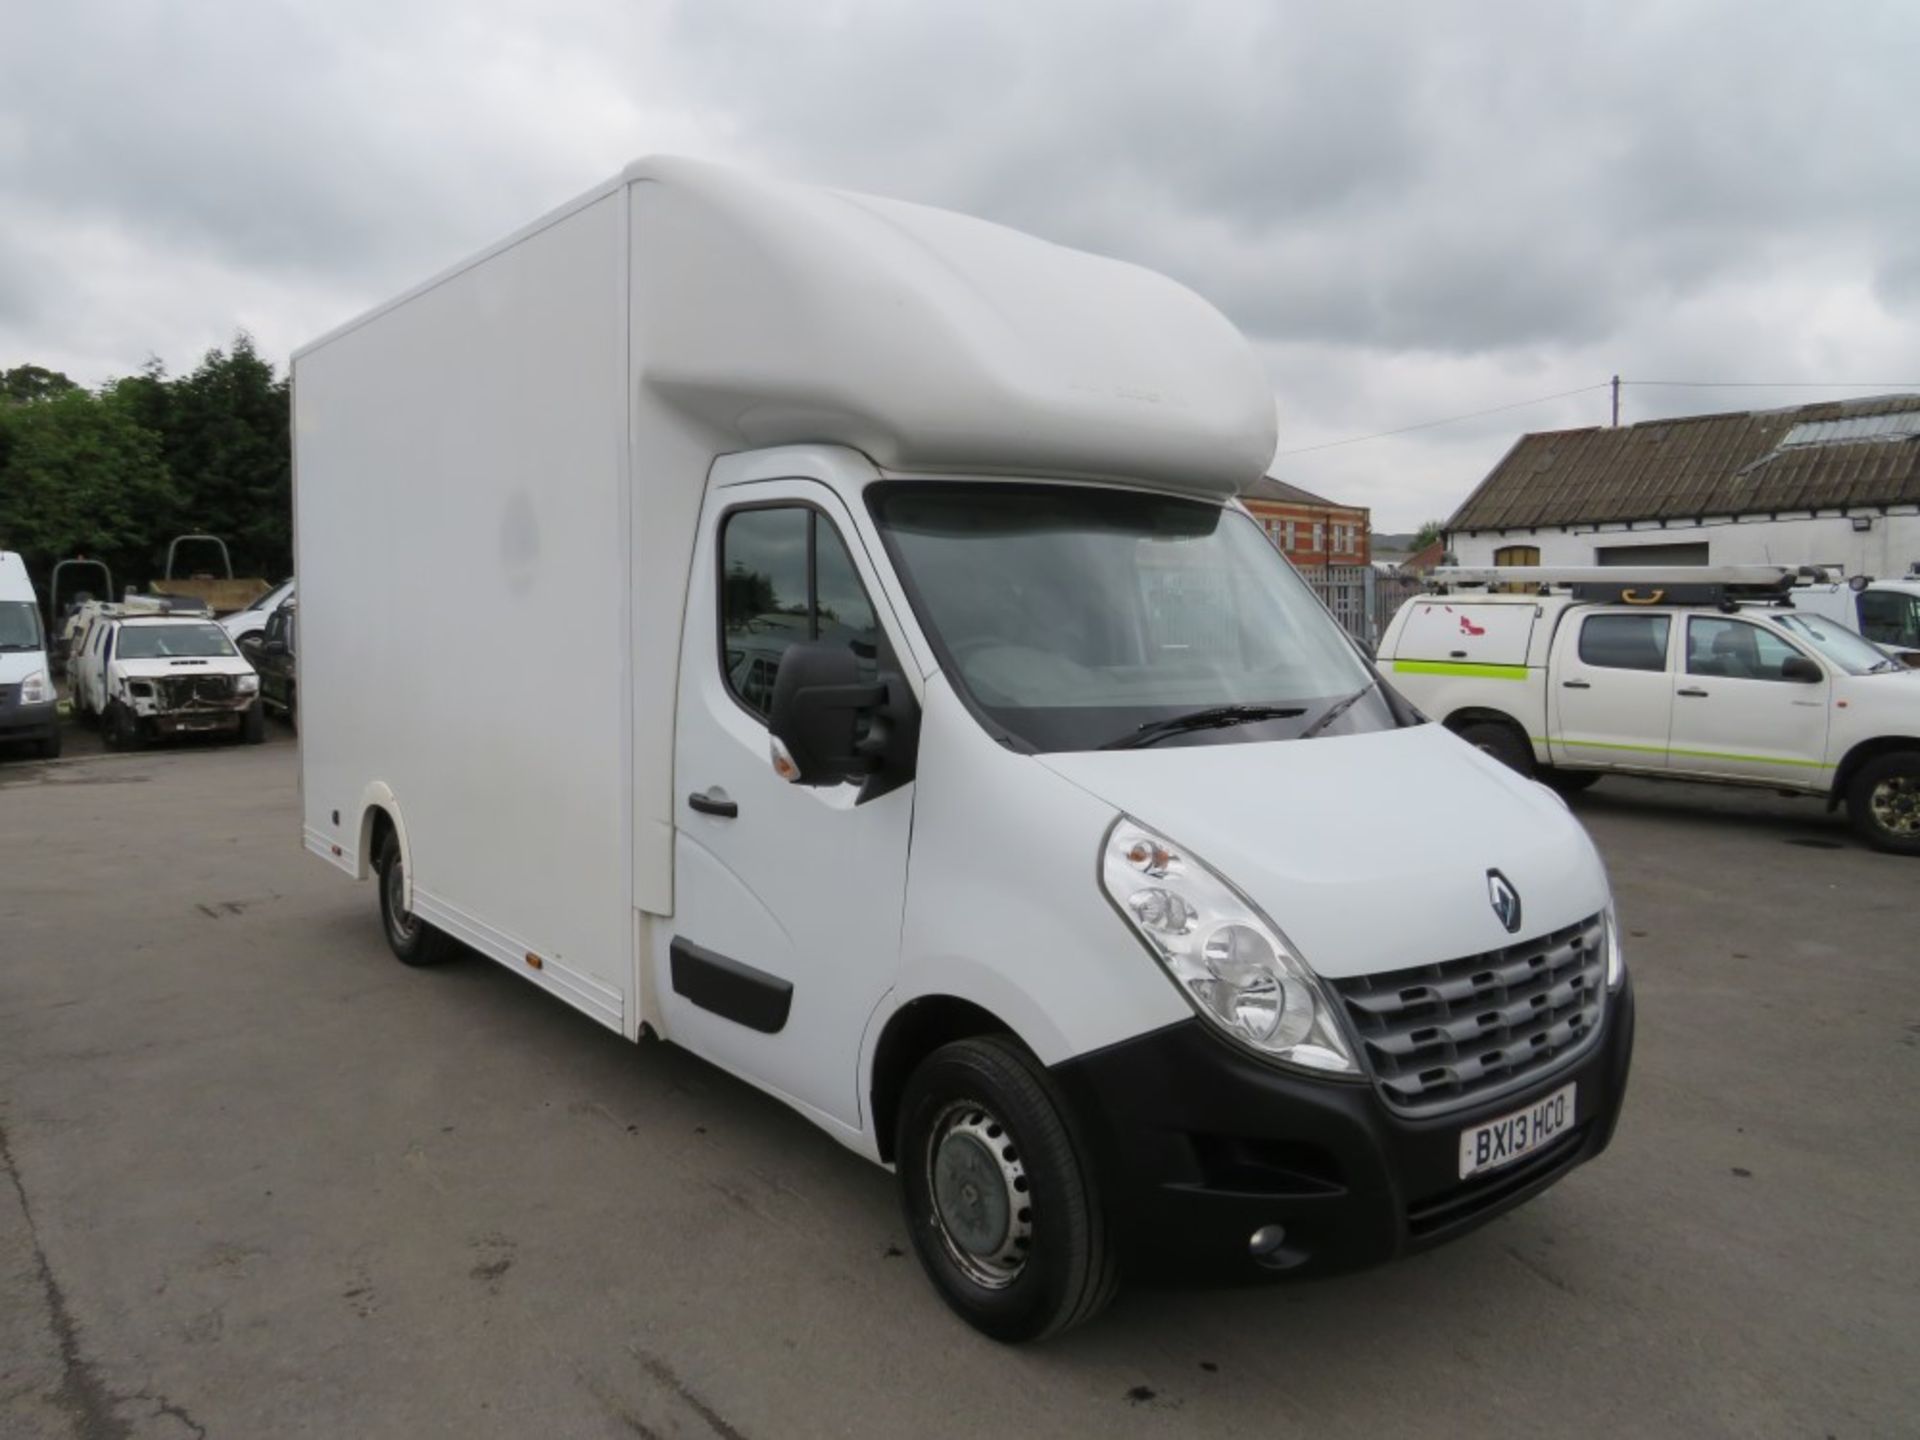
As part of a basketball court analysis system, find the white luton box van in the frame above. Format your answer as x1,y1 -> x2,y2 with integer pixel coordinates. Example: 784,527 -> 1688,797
293,158 -> 1633,1339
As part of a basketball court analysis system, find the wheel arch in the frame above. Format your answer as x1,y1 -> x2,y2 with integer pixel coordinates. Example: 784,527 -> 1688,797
1828,736 -> 1920,811
354,782 -> 413,906
1443,706 -> 1540,755
867,994 -> 1016,1165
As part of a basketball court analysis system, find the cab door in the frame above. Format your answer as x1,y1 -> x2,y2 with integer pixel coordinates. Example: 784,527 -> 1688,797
1667,615 -> 1831,784
666,479 -> 916,1133
1549,610 -> 1675,770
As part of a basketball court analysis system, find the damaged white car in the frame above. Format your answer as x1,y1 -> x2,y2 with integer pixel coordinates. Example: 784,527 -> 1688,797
67,607 -> 265,749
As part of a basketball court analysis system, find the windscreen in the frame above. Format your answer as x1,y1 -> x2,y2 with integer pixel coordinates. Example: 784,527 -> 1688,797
116,623 -> 238,659
0,600 -> 42,652
869,482 -> 1398,752
1773,613 -> 1901,675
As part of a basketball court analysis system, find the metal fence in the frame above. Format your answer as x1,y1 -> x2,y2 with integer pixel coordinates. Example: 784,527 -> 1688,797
1298,565 -> 1426,653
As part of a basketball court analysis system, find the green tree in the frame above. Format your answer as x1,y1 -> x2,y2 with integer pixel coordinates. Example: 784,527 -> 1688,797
0,365 -> 78,404
0,387 -> 182,586
143,335 -> 292,581
1412,518 -> 1445,550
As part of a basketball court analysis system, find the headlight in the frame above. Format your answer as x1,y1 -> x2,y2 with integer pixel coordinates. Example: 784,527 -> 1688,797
1101,818 -> 1358,1075
1603,904 -> 1626,991
19,669 -> 50,704
237,674 -> 260,694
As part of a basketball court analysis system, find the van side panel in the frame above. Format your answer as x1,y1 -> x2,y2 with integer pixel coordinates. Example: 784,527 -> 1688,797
293,190 -> 632,1032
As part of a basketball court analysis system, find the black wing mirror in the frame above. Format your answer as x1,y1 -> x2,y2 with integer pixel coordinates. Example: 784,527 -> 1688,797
767,641 -> 918,795
1780,655 -> 1823,683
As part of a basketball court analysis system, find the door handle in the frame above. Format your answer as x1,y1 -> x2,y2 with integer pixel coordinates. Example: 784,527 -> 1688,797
1449,650 -> 1468,659
687,790 -> 738,819
1677,687 -> 1709,698
1562,679 -> 1591,690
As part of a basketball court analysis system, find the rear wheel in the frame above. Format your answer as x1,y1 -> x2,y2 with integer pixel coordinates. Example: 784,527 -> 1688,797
896,1035 -> 1117,1342
1455,719 -> 1534,778
1846,751 -> 1920,855
377,831 -> 455,965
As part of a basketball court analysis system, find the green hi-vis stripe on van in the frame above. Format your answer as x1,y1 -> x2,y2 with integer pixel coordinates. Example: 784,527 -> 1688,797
1558,739 -> 1834,769
1392,660 -> 1531,681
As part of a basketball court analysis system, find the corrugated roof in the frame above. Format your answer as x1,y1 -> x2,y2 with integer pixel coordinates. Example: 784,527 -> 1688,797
1447,394 -> 1920,532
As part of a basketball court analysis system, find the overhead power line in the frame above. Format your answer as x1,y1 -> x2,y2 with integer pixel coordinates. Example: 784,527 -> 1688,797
1622,379 -> 1920,389
1273,383 -> 1609,457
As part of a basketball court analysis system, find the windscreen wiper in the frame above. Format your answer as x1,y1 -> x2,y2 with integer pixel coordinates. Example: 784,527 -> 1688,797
1101,703 -> 1305,751
1298,677 -> 1379,740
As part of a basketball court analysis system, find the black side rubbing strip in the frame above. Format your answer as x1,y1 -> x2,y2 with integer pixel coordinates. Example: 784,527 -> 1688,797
670,938 -> 793,1034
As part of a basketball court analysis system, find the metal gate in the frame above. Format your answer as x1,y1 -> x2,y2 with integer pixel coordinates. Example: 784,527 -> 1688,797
1298,565 -> 1425,653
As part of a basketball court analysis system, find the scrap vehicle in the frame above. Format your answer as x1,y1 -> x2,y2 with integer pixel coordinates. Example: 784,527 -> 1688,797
1379,565 -> 1920,853
46,557 -> 113,677
148,534 -> 271,616
241,596 -> 297,729
293,157 -> 1634,1340
219,578 -> 295,646
0,550 -> 60,758
66,600 -> 265,749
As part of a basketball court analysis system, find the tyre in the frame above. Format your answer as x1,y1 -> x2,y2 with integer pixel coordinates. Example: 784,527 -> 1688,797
1455,719 -> 1534,777
376,831 -> 454,965
103,700 -> 145,752
896,1035 -> 1117,1342
35,727 -> 61,760
240,701 -> 266,745
1540,768 -> 1598,794
1846,751 -> 1920,856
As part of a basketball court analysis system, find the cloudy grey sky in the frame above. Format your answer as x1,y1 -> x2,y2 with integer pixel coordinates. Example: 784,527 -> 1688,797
5,0 -> 1917,528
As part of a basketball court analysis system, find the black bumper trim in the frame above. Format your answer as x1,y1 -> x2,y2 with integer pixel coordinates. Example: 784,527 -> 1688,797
1049,980 -> 1634,1281
0,698 -> 58,741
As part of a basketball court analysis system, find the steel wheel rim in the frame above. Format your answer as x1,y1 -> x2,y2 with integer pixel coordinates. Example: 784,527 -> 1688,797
386,858 -> 419,941
925,1100 -> 1032,1289
1869,775 -> 1920,836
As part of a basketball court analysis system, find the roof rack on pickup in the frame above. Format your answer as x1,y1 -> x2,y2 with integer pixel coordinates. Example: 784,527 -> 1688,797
1429,564 -> 1828,607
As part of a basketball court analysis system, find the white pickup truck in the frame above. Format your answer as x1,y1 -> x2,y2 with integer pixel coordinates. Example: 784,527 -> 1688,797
1378,566 -> 1920,854
66,603 -> 266,749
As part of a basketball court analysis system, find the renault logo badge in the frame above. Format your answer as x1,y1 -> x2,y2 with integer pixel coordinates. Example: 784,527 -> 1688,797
1487,870 -> 1522,934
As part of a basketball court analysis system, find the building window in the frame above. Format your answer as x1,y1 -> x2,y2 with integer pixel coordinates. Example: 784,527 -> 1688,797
1283,520 -> 1296,551
1312,523 -> 1324,553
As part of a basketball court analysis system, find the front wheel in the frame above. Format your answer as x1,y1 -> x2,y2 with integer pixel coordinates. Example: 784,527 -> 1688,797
377,832 -> 455,965
103,700 -> 145,752
1846,751 -> 1920,855
240,700 -> 266,744
896,1036 -> 1117,1342
1540,767 -> 1599,795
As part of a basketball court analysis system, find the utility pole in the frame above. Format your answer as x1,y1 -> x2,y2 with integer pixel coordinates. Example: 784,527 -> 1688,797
1611,374 -> 1621,427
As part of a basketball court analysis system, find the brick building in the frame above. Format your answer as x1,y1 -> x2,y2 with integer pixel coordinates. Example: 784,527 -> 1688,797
1241,476 -> 1371,568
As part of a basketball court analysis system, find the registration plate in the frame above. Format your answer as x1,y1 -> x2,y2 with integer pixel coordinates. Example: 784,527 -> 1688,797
1458,1082 -> 1575,1180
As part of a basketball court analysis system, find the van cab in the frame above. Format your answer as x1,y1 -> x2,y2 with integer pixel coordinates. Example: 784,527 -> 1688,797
294,158 -> 1635,1340
1380,566 -> 1920,853
0,551 -> 60,759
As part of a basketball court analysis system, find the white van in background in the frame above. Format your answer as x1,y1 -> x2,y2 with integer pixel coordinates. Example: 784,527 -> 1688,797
0,552 -> 60,758
294,158 -> 1634,1340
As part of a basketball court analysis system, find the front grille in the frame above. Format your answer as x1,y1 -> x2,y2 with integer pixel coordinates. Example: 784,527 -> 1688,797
1333,914 -> 1606,1117
156,674 -> 236,708
0,682 -> 16,707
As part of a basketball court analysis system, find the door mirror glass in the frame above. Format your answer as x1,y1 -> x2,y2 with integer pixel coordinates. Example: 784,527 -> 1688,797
1780,655 -> 1823,683
767,640 -> 883,786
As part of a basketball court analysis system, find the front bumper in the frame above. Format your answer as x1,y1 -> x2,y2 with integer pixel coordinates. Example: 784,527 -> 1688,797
0,696 -> 58,741
1050,979 -> 1635,1280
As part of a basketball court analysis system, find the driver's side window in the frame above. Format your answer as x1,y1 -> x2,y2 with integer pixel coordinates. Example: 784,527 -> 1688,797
720,505 -> 880,723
